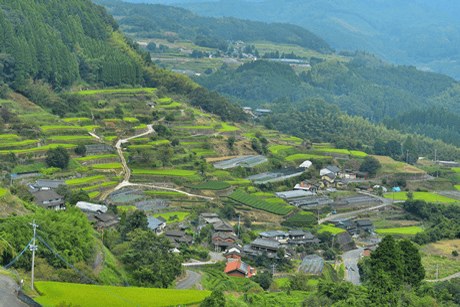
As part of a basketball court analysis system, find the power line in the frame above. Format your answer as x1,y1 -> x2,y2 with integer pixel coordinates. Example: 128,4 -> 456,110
36,235 -> 141,307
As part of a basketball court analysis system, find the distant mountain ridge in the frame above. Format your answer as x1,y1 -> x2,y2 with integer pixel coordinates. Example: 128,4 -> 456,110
143,0 -> 460,80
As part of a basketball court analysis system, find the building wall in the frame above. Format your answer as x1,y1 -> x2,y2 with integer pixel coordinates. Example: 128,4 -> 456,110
226,271 -> 246,278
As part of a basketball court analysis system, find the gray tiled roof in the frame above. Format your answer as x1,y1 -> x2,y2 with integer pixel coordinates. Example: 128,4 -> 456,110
258,230 -> 287,238
213,220 -> 233,231
32,190 -> 63,202
356,220 -> 373,226
326,165 -> 341,173
33,179 -> 66,189
212,232 -> 238,241
148,217 -> 165,230
165,230 -> 185,237
239,261 -> 249,275
251,238 -> 280,249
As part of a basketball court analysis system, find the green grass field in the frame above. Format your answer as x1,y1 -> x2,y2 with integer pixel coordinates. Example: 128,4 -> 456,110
105,136 -> 117,141
455,185 -> 460,191
383,192 -> 458,203
82,125 -> 100,131
103,119 -> 122,122
76,88 -> 157,95
217,123 -> 239,132
76,181 -> 118,191
65,175 -> 106,185
180,142 -> 205,145
176,126 -> 213,129
145,191 -> 184,196
191,148 -> 217,156
62,117 -> 91,122
0,188 -> 6,197
0,140 -> 38,147
153,212 -> 190,224
318,224 -> 346,235
13,162 -> 47,173
147,140 -> 170,145
375,226 -> 423,235
76,154 -> 118,161
0,143 -> 76,154
194,110 -> 210,117
251,192 -> 275,197
285,153 -> 330,161
40,125 -> 84,132
187,181 -> 230,190
132,169 -> 197,176
158,97 -> 171,102
227,190 -> 293,215
134,124 -> 147,129
350,151 -> 368,157
91,163 -> 123,169
265,198 -> 287,204
269,145 -> 292,154
156,102 -> 181,108
34,281 -> 209,307
225,179 -> 251,185
48,135 -> 94,141
88,191 -> 99,198
123,117 -> 138,122
314,148 -> 350,155
0,134 -> 17,139
128,145 -> 151,148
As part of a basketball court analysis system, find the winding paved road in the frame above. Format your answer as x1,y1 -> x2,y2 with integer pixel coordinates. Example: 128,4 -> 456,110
100,120 -> 215,201
342,247 -> 364,285
175,270 -> 202,290
0,275 -> 27,307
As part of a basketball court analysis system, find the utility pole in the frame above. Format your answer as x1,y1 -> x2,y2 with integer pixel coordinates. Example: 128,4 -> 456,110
237,214 -> 241,238
435,149 -> 439,178
405,150 -> 409,178
271,263 -> 277,276
436,263 -> 439,282
29,220 -> 39,291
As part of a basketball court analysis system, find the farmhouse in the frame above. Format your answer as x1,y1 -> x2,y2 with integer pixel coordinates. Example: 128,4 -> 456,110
287,230 -> 321,246
226,245 -> 246,262
165,230 -> 192,247
223,260 -> 256,278
148,216 -> 167,234
32,190 -> 65,210
325,165 -> 341,176
212,232 -> 239,251
29,179 -> 66,192
337,232 -> 357,252
294,180 -> 321,192
89,214 -> 120,229
257,230 -> 288,243
213,220 -> 234,233
254,109 -> 271,117
355,220 -> 375,232
244,238 -> 281,259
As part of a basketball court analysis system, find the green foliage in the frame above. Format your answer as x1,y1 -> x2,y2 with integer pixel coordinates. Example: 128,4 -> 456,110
282,211 -> 317,228
75,154 -> 118,161
384,192 -> 457,202
91,163 -> 123,169
187,181 -> 231,190
227,191 -> 293,215
359,156 -> 381,176
370,235 -> 404,289
199,289 -> 226,307
65,175 -> 106,185
34,281 -> 210,307
132,169 -> 197,176
121,230 -> 182,288
268,145 -> 292,154
45,146 -> 70,169
375,227 -> 423,235
74,143 -> 87,156
398,239 -> 425,288
251,271 -> 273,291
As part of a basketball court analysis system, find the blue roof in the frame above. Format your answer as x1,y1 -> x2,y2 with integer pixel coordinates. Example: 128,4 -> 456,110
392,187 -> 401,192
258,230 -> 286,238
148,217 -> 164,230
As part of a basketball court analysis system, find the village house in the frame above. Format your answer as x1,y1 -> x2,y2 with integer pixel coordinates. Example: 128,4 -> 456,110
165,230 -> 193,247
293,179 -> 321,192
341,169 -> 357,179
355,220 -> 375,233
213,220 -> 234,233
29,179 -> 66,192
244,238 -> 281,259
325,165 -> 341,176
88,214 -> 120,229
223,260 -> 256,278
287,230 -> 321,246
225,244 -> 245,262
147,216 -> 167,234
257,230 -> 288,243
32,190 -> 65,210
211,232 -> 239,252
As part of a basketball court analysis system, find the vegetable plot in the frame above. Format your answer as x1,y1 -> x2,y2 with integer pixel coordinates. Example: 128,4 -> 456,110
227,191 -> 293,215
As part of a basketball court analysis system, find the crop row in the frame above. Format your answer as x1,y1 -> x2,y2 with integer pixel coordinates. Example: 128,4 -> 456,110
156,102 -> 180,108
75,181 -> 118,191
88,191 -> 99,198
61,117 -> 90,122
91,163 -> 123,169
217,123 -> 239,132
65,175 -> 106,186
188,181 -> 230,190
76,88 -> 157,95
48,135 -> 94,141
123,117 -> 138,122
285,154 -> 331,161
147,140 -> 170,145
0,140 -> 38,147
0,188 -> 6,197
268,145 -> 292,154
134,124 -> 147,129
76,154 -> 118,161
132,169 -> 197,177
0,134 -> 18,139
0,143 -> 76,154
227,191 -> 293,215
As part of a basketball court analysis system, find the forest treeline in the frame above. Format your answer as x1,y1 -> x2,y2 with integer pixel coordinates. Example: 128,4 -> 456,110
269,97 -> 460,161
95,0 -> 334,54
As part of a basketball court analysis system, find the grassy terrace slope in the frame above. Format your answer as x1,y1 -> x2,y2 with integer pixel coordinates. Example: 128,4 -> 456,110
34,282 -> 210,307
227,191 -> 293,215
384,192 -> 458,203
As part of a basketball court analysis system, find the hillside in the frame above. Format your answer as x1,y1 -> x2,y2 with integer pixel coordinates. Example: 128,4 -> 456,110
169,0 -> 460,80
95,0 -> 334,54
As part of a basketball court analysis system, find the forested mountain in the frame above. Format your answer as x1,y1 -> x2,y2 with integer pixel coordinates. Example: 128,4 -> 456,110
268,97 -> 460,161
164,0 -> 460,80
95,0 -> 334,54
195,56 -> 460,122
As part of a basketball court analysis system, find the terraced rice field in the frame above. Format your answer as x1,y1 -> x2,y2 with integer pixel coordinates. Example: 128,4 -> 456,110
134,124 -> 147,129
132,169 -> 197,176
227,191 -> 293,215
191,149 -> 217,156
128,145 -> 151,149
383,192 -> 458,203
123,117 -> 138,122
91,163 -> 123,169
77,181 -> 118,191
0,140 -> 38,147
176,126 -> 212,129
153,212 -> 190,223
105,136 -> 117,141
0,188 -> 6,197
158,97 -> 172,103
88,191 -> 99,198
317,224 -> 346,235
217,123 -> 239,132
375,226 -> 423,235
268,145 -> 292,154
285,154 -> 330,161
225,179 -> 251,185
147,140 -> 170,145
0,134 -> 18,140
187,181 -> 230,190
48,136 -> 94,141
82,125 -> 100,131
0,143 -> 77,154
194,110 -> 210,117
65,175 -> 106,185
40,125 -> 84,132
144,191 -> 183,196
76,154 -> 118,161
76,88 -> 157,95
103,119 -> 122,122
61,117 -> 90,122
156,102 -> 181,108
281,136 -> 303,142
